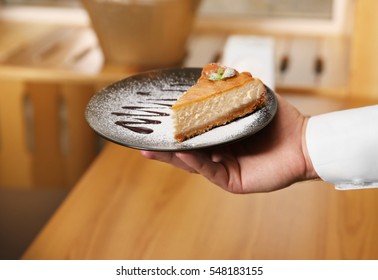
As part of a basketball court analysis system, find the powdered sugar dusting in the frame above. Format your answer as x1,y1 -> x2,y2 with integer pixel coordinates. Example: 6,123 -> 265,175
85,68 -> 277,151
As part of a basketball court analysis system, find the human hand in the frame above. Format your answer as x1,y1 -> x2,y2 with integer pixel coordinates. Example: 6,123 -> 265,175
141,94 -> 319,193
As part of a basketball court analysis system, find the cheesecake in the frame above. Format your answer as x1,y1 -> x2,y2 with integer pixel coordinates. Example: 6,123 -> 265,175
171,63 -> 266,142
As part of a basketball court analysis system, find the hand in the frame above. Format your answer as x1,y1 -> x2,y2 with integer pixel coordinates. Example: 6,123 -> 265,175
141,94 -> 319,193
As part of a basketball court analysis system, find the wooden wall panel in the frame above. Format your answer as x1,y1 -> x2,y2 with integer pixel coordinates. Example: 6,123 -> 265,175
0,80 -> 100,189
0,80 -> 32,188
27,83 -> 65,188
60,83 -> 98,187
349,0 -> 378,99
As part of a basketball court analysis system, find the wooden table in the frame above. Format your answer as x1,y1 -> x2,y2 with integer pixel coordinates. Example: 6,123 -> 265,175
22,94 -> 378,260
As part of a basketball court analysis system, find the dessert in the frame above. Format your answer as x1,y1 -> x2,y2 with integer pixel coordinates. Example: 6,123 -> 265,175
171,63 -> 266,142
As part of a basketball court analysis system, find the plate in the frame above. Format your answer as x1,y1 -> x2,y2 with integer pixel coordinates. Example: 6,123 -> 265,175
85,67 -> 277,151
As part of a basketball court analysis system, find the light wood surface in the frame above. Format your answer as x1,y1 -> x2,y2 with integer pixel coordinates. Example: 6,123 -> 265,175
22,94 -> 378,260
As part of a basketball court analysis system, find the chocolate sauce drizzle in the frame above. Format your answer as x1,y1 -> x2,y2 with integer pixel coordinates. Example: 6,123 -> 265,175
112,109 -> 169,117
112,90 -> 183,134
115,118 -> 161,134
115,123 -> 154,134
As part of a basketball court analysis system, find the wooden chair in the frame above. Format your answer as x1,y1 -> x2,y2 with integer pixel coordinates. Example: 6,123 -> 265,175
0,21 -> 135,189
0,66 -> 126,189
0,71 -> 94,189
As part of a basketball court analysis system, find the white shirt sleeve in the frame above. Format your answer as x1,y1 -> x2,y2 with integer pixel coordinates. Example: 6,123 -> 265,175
306,105 -> 378,190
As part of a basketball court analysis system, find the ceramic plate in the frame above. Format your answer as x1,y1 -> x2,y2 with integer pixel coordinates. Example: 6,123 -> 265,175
85,67 -> 277,151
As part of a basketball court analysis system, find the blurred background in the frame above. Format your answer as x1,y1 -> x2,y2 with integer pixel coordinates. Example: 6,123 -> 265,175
1,0 -> 377,259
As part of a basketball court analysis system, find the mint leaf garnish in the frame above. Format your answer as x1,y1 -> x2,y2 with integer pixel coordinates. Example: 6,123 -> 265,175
208,72 -> 222,81
208,66 -> 236,81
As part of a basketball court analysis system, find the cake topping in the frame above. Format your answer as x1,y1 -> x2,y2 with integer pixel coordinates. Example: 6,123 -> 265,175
208,66 -> 236,81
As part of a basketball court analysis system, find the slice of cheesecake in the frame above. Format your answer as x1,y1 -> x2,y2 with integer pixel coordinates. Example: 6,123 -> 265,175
171,63 -> 266,142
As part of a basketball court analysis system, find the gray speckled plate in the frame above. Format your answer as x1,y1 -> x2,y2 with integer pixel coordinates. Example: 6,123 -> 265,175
85,67 -> 277,151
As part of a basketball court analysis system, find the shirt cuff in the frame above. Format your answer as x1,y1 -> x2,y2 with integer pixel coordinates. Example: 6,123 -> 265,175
305,105 -> 378,190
